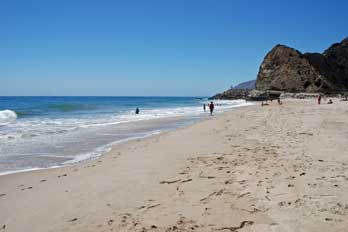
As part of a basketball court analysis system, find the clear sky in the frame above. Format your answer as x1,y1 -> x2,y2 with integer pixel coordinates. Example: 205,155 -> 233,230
1,0 -> 347,96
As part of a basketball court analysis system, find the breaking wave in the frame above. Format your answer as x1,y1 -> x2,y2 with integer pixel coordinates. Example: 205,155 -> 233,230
0,110 -> 17,126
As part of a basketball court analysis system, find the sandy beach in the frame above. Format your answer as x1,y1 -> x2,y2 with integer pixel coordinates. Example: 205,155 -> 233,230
1,99 -> 348,232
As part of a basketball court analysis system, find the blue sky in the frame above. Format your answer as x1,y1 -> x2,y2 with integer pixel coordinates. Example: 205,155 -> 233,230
1,0 -> 347,96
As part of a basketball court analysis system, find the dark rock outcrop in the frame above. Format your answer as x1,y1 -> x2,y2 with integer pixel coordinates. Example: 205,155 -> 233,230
210,89 -> 251,100
256,38 -> 348,93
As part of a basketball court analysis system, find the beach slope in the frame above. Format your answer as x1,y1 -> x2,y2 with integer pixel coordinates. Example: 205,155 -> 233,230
1,99 -> 348,231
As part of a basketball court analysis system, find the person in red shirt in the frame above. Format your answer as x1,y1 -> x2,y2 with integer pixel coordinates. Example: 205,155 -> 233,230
209,102 -> 214,115
318,95 -> 321,105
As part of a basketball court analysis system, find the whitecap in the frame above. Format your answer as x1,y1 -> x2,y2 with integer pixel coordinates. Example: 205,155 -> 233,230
0,110 -> 17,126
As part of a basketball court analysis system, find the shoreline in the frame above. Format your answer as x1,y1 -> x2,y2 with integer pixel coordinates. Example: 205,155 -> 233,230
1,99 -> 347,232
0,127 -> 165,177
0,103 -> 252,177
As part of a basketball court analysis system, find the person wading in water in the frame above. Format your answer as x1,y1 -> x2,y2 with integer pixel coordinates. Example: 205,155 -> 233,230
209,102 -> 214,116
317,95 -> 322,105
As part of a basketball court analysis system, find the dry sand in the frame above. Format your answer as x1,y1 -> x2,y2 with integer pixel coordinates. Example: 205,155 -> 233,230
1,99 -> 348,232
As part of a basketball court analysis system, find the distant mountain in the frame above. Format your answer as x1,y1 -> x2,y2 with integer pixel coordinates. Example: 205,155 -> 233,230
232,80 -> 256,90
210,80 -> 255,100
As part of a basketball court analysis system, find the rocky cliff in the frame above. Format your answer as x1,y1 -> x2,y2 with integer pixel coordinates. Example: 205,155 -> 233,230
256,38 -> 348,93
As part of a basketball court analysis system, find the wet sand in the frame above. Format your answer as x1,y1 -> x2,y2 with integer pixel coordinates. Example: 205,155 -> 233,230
1,99 -> 348,232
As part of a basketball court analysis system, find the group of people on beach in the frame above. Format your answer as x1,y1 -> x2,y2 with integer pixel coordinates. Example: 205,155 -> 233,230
203,102 -> 215,115
134,95 -> 336,116
134,102 -> 215,116
317,95 -> 334,105
260,95 -> 336,107
261,97 -> 282,106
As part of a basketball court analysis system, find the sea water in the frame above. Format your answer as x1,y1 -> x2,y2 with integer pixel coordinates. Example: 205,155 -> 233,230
0,96 -> 252,174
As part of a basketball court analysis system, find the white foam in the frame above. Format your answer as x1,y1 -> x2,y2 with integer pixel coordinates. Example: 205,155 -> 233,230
0,165 -> 62,176
77,100 -> 253,129
0,100 -> 253,175
0,110 -> 17,126
0,100 -> 253,142
0,130 -> 165,176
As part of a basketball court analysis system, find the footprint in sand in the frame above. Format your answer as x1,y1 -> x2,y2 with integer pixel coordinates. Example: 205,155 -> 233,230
68,218 -> 78,222
216,221 -> 254,231
57,174 -> 67,178
224,180 -> 233,185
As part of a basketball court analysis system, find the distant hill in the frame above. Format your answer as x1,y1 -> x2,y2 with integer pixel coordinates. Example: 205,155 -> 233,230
210,80 -> 255,100
256,37 -> 348,93
232,80 -> 256,90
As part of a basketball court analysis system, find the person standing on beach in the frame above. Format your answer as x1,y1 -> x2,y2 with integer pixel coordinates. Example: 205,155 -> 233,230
318,95 -> 321,105
209,102 -> 214,115
203,104 -> 206,112
135,107 -> 140,114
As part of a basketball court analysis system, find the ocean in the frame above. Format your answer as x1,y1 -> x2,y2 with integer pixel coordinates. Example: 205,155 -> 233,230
0,96 -> 252,174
